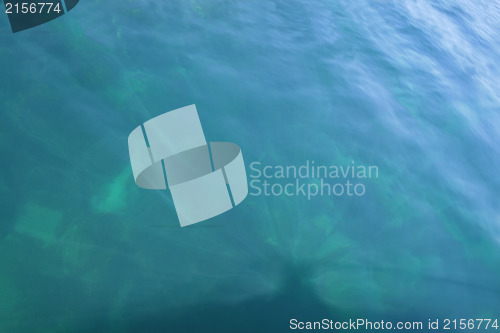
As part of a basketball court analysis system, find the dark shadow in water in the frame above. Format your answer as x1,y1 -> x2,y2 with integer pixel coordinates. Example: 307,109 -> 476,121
66,261 -> 436,333
67,261 -> 334,333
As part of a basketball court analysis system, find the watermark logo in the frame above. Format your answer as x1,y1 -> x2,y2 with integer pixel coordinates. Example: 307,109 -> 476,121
128,105 -> 248,227
249,160 -> 378,199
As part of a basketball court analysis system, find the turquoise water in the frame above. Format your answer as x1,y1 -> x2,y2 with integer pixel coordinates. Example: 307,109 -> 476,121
0,0 -> 499,332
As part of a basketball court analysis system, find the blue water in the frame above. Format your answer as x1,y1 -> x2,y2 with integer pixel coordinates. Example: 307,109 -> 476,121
0,0 -> 499,332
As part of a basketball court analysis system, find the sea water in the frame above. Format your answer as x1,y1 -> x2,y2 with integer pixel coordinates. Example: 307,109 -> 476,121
0,0 -> 499,332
